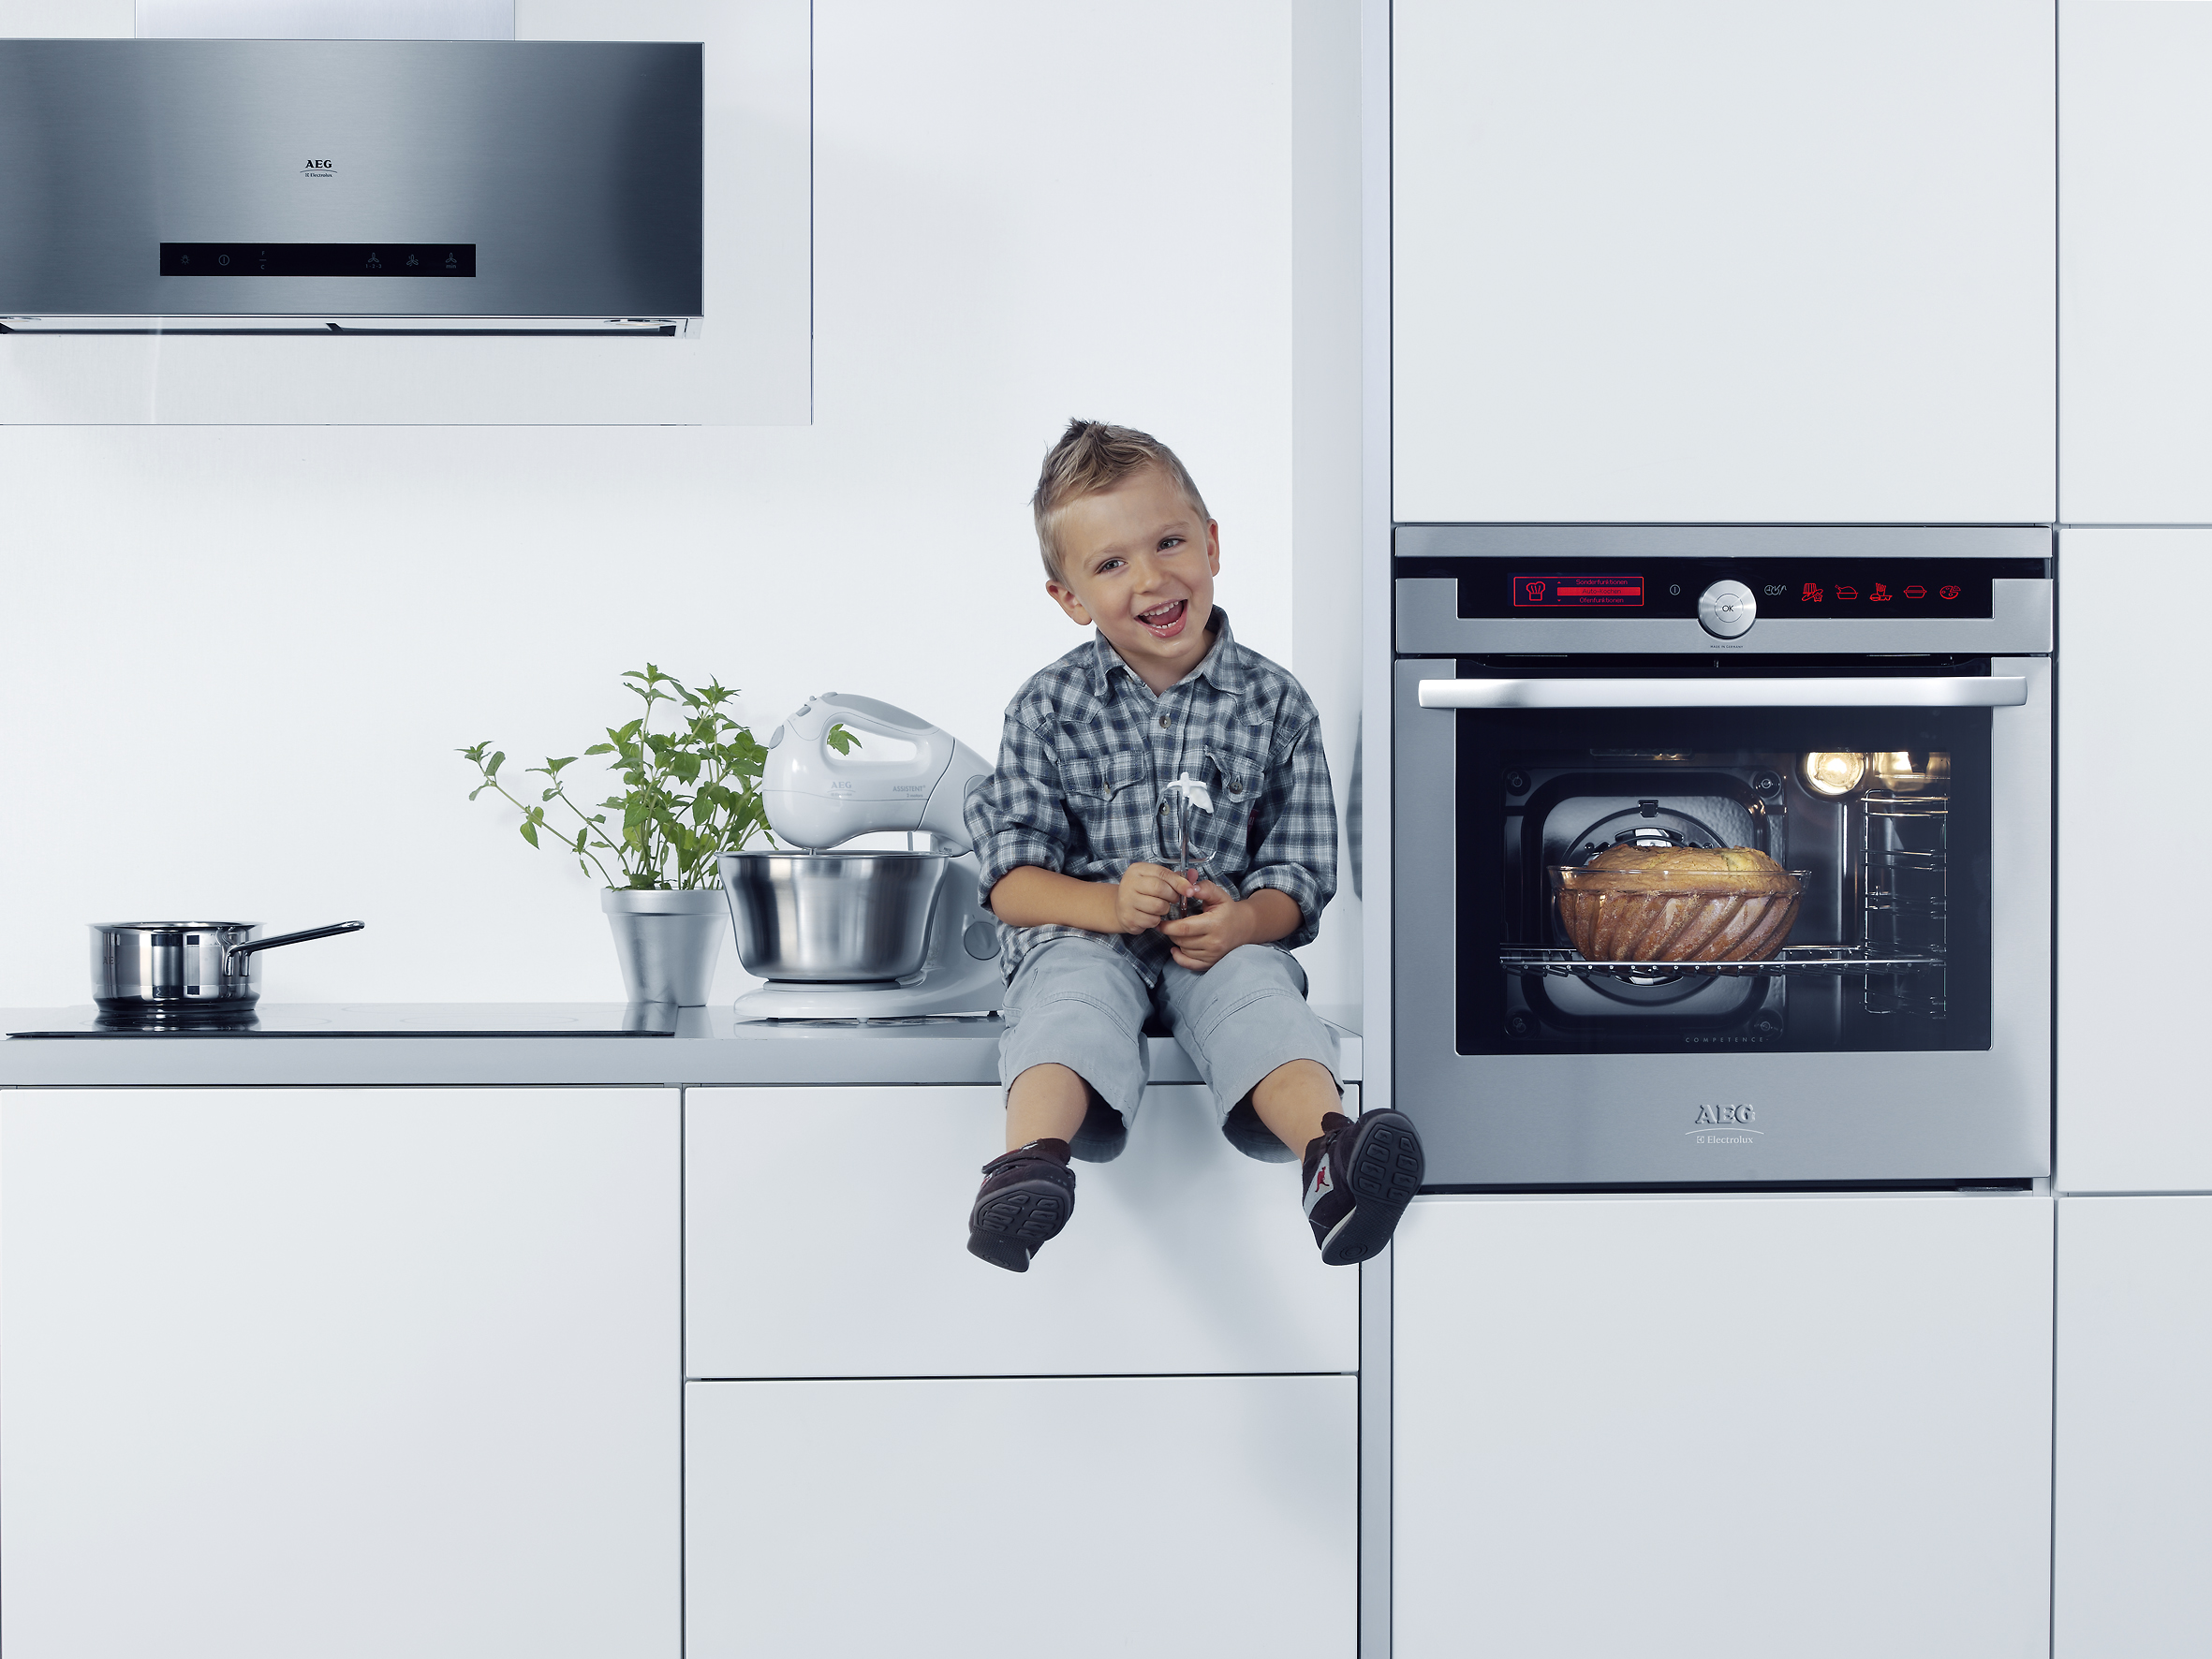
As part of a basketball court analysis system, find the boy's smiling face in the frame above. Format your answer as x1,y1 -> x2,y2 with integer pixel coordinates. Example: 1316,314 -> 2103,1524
1045,463 -> 1221,695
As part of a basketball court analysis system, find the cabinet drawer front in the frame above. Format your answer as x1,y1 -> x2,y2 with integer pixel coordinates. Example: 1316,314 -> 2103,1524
1394,1193 -> 2053,1658
0,1086 -> 679,1659
686,1375 -> 1355,1658
2054,1195 -> 2212,1657
685,1084 -> 1358,1377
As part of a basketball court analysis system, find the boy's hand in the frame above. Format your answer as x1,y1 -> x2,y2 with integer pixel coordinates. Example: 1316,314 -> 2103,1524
1115,861 -> 1194,933
1160,881 -> 1257,971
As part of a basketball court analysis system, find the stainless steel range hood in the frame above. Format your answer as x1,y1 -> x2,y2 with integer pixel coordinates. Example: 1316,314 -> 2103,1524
0,39 -> 702,334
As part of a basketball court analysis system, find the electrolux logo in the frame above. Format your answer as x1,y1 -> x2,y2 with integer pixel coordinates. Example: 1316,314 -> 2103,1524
1688,1103 -> 1762,1145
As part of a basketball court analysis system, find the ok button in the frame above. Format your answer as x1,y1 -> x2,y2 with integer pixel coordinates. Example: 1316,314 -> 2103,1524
1697,580 -> 1757,639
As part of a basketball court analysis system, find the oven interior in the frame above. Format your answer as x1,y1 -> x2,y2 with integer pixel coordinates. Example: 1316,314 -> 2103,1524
1453,670 -> 1994,1056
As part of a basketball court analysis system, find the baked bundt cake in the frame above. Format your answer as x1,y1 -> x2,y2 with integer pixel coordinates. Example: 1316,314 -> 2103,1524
1554,844 -> 1801,963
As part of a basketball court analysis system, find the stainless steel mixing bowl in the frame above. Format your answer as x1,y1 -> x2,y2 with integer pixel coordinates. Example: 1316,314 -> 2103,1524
717,850 -> 947,981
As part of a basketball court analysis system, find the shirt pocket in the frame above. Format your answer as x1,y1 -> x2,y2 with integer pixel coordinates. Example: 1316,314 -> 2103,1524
1058,750 -> 1151,859
1200,741 -> 1268,862
1060,749 -> 1147,802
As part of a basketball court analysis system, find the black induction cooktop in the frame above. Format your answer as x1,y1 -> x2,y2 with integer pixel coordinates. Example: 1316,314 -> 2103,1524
5,1004 -> 679,1038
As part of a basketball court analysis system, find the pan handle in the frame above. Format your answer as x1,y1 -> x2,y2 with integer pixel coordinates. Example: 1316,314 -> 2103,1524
224,920 -> 366,965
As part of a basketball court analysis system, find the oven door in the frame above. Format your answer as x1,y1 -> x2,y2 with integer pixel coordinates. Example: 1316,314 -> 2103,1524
1393,657 -> 2051,1188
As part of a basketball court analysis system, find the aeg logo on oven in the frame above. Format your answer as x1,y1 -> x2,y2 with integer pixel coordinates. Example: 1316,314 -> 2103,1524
1688,1104 -> 1761,1144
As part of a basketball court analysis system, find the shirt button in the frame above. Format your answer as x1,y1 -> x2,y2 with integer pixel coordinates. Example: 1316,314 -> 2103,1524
1158,714 -> 1169,729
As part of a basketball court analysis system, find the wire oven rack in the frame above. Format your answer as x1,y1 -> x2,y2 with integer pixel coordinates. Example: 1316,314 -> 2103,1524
1498,946 -> 1942,979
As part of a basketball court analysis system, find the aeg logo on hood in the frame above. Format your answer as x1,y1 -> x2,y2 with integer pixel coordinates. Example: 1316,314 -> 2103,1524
302,158 -> 333,178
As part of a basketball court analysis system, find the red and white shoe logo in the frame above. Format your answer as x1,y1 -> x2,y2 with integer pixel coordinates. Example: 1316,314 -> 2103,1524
1303,1158 -> 1334,1217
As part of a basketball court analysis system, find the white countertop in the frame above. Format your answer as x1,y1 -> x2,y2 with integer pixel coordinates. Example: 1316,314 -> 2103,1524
0,1004 -> 1364,1090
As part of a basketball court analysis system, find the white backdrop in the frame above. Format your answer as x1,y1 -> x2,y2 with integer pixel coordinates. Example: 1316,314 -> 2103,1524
0,0 -> 1366,1011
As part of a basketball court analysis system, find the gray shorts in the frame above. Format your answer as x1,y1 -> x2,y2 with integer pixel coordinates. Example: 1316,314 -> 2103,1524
996,935 -> 1341,1164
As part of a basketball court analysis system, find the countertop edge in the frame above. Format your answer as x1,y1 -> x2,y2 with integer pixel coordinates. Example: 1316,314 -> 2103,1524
0,1019 -> 1363,1091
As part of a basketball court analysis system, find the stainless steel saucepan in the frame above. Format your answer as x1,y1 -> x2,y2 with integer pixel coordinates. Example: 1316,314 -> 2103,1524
90,919 -> 365,1022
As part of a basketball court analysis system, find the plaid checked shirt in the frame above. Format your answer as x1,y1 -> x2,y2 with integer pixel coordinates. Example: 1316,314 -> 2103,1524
965,608 -> 1338,985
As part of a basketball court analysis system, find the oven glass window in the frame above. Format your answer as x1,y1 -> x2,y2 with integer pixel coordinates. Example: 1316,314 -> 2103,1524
1455,703 -> 1992,1055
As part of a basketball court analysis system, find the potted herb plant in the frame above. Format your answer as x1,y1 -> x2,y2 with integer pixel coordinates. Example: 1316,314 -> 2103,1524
461,665 -> 777,1006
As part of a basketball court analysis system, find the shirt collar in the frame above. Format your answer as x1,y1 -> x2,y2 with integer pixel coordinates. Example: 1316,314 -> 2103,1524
1088,606 -> 1247,699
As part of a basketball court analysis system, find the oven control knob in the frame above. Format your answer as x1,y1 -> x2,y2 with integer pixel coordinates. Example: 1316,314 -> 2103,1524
1698,580 -> 1757,639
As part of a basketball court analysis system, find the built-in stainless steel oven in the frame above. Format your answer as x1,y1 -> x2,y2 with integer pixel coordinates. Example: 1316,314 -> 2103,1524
1394,526 -> 2052,1188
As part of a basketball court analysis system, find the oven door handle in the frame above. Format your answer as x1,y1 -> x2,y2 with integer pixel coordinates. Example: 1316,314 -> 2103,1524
1415,676 -> 2030,710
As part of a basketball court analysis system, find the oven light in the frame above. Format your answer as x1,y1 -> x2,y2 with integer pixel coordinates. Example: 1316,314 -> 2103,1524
1798,752 -> 1867,798
1871,751 -> 1951,793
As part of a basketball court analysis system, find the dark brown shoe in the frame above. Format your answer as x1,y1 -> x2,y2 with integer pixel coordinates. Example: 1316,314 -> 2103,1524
1302,1109 -> 1423,1266
966,1138 -> 1075,1272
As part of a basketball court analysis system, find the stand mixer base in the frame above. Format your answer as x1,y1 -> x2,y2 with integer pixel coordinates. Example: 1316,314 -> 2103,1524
730,968 -> 1001,1021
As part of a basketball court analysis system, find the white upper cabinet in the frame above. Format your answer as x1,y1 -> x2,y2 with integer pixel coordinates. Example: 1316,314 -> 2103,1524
2060,1 -> 2212,521
2057,528 -> 2212,1192
1394,0 -> 2057,524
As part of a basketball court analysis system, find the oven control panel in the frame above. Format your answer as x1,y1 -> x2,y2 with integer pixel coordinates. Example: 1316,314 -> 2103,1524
1397,557 -> 2051,622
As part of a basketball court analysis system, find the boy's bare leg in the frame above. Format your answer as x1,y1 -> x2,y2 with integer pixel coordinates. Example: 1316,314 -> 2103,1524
1250,1058 -> 1344,1157
1006,1062 -> 1090,1151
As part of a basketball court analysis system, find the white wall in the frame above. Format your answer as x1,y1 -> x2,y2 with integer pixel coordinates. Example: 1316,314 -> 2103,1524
0,0 -> 1366,1010
1290,0 -> 1362,1010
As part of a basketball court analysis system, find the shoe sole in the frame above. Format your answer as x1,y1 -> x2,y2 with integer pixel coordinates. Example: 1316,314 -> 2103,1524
966,1178 -> 1071,1273
1319,1111 -> 1425,1267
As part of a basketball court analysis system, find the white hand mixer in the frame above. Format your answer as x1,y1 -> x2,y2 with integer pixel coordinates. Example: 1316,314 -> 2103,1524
720,693 -> 1006,1020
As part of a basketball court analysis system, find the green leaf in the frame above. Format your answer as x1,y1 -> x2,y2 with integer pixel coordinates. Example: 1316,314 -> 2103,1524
825,723 -> 862,756
460,667 -> 775,886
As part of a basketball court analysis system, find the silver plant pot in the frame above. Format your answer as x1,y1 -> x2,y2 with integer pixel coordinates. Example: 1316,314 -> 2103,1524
601,888 -> 728,1006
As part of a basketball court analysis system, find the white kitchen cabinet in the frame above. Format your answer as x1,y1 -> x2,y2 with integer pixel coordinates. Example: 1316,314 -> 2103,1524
1393,1193 -> 2053,1659
1393,0 -> 2057,523
2054,1195 -> 2212,1657
2060,0 -> 2212,521
0,1087 -> 680,1659
2057,528 -> 2212,1192
686,1084 -> 1358,1378
685,1373 -> 1357,1658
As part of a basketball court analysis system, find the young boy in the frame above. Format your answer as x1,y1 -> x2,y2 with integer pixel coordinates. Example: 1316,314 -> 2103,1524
961,419 -> 1424,1272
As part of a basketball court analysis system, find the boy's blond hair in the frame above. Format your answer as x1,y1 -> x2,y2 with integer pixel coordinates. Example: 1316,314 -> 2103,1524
1030,418 -> 1211,585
